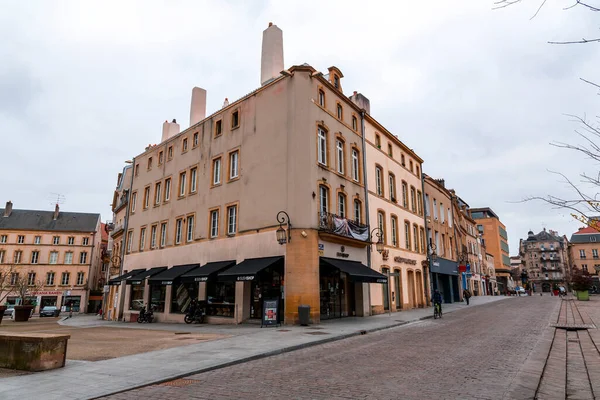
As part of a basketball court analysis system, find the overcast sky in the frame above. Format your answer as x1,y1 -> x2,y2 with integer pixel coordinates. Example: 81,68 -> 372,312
1,1 -> 597,253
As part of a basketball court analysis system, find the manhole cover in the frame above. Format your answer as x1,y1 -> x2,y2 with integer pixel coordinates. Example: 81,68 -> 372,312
305,331 -> 329,335
157,379 -> 199,387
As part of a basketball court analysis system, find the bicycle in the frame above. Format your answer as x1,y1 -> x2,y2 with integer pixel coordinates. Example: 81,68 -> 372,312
433,302 -> 442,319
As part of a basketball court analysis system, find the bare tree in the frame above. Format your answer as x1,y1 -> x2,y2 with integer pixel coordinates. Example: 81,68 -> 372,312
0,265 -> 44,306
0,264 -> 18,305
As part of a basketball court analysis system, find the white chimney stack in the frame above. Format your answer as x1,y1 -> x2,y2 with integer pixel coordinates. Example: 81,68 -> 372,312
261,22 -> 284,86
161,119 -> 181,142
189,87 -> 207,127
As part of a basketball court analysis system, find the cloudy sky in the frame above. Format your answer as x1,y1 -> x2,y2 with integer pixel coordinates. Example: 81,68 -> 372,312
1,0 -> 597,252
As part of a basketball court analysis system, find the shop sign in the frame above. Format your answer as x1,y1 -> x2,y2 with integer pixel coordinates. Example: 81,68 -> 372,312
194,277 -> 208,282
161,280 -> 173,285
30,291 -> 62,296
377,278 -> 388,283
393,256 -> 416,265
459,265 -> 466,273
237,275 -> 255,281
261,298 -> 280,327
336,245 -> 349,258
318,244 -> 324,250
130,280 -> 142,285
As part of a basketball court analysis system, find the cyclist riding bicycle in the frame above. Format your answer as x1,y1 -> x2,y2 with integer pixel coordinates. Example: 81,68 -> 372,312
431,289 -> 443,314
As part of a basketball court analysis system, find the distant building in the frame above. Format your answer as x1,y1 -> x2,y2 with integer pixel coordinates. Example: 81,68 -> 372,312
519,229 -> 569,292
569,224 -> 600,277
0,201 -> 102,313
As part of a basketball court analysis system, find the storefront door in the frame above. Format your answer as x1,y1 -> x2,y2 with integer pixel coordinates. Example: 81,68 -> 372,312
320,273 -> 341,319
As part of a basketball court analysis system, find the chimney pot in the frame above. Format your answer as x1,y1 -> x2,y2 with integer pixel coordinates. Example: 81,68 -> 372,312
3,201 -> 13,217
53,203 -> 60,220
189,87 -> 207,126
269,22 -> 273,27
261,23 -> 284,86
172,119 -> 176,123
353,91 -> 357,95
223,98 -> 229,108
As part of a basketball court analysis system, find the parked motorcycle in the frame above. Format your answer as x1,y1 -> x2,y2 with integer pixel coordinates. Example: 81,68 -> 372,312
137,304 -> 154,323
184,299 -> 205,324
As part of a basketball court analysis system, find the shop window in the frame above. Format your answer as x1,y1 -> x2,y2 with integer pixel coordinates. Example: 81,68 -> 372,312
63,296 -> 81,312
129,285 -> 145,310
150,284 -> 166,312
207,281 -> 235,318
171,282 -> 198,314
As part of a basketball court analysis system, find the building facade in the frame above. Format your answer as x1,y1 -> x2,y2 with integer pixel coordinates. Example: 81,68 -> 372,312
519,229 -> 569,292
471,207 -> 511,293
0,201 -> 102,313
569,225 -> 600,278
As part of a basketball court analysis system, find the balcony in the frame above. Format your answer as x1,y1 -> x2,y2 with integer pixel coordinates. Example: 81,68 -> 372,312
318,212 -> 370,245
113,192 -> 129,213
110,222 -> 125,238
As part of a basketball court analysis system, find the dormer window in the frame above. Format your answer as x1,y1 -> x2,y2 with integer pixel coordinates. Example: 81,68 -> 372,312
334,75 -> 340,89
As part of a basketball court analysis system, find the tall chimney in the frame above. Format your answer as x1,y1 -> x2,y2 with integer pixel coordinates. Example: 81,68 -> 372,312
261,23 -> 284,86
349,92 -> 371,114
161,119 -> 181,142
189,87 -> 207,126
3,201 -> 12,217
53,203 -> 59,220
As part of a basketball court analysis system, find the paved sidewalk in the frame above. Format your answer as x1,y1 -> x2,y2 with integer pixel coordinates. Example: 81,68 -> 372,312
0,296 -> 507,400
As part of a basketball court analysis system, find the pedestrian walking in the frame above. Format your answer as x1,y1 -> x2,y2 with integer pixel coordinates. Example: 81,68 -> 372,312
463,289 -> 471,305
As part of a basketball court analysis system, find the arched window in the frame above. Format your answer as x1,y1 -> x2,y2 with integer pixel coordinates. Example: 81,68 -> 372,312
336,139 -> 344,174
401,154 -> 406,167
413,224 -> 419,252
402,181 -> 408,208
318,127 -> 327,166
319,185 -> 329,214
338,193 -> 346,218
409,160 -> 413,172
410,186 -> 417,213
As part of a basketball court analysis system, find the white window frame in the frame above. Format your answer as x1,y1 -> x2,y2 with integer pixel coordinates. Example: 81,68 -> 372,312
164,178 -> 171,201
375,167 -> 383,196
68,237 -> 74,245
179,172 -> 187,196
175,219 -> 183,244
187,216 -> 194,242
354,200 -> 361,224
229,151 -> 239,179
405,222 -> 411,249
31,251 -> 39,264
160,223 -> 167,247
82,237 -> 89,246
77,272 -> 84,285
319,186 -> 328,214
318,128 -> 327,165
28,272 -> 36,286
65,252 -> 73,265
227,206 -> 237,235
53,236 -> 60,245
144,187 -> 150,208
351,149 -> 359,182
336,140 -> 344,174
155,182 -> 162,205
0,235 -> 6,243
391,217 -> 398,247
46,272 -> 55,285
210,210 -> 219,238
338,194 -> 345,218
213,158 -> 221,185
49,251 -> 58,264
389,175 -> 396,201
34,236 -> 41,244
0,250 -> 5,263
127,231 -> 133,253
131,192 -> 137,212
14,251 -> 22,264
80,252 -> 88,264
190,168 -> 197,193
61,272 -> 70,286
378,212 -> 385,242
17,235 -> 24,244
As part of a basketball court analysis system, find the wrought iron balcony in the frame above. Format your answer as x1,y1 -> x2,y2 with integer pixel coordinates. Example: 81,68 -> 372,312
318,212 -> 369,242
110,222 -> 125,237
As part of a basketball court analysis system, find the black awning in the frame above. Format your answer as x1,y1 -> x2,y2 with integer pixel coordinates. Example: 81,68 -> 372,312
320,257 -> 388,283
108,269 -> 146,285
180,260 -> 236,282
147,264 -> 199,285
126,266 -> 168,285
218,256 -> 283,281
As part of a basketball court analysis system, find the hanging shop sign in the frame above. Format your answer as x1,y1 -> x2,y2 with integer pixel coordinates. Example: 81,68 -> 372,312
336,246 -> 350,258
261,298 -> 280,328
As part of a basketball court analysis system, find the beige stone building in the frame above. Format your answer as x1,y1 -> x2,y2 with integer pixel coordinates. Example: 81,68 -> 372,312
0,201 -> 103,313
519,229 -> 569,292
568,225 -> 599,279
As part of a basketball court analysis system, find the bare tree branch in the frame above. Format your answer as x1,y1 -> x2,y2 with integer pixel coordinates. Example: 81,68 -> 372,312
548,37 -> 600,44
531,0 -> 548,19
565,0 -> 600,12
580,77 -> 600,91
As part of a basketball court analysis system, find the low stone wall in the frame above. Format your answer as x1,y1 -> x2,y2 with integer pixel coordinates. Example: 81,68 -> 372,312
0,333 -> 70,371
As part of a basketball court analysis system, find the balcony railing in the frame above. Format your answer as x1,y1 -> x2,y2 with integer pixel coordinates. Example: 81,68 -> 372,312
318,212 -> 369,242
110,222 -> 125,237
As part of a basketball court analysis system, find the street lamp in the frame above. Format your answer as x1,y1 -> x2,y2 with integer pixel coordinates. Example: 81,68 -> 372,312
276,211 -> 292,245
370,227 -> 384,254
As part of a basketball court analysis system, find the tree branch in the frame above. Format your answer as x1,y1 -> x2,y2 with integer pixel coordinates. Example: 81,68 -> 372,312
549,37 -> 600,44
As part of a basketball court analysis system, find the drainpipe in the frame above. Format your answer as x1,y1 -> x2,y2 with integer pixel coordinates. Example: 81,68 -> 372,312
116,158 -> 135,321
421,175 -> 432,306
359,111 -> 372,315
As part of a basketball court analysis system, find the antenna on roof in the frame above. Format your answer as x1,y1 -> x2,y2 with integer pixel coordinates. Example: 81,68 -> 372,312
48,193 -> 66,208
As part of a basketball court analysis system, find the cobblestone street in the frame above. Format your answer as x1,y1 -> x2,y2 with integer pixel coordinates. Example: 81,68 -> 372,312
103,296 -> 560,400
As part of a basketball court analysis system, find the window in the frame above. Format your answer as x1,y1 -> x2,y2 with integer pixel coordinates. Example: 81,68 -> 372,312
409,160 -> 413,172
352,116 -> 358,131
182,138 -> 188,152
131,192 -> 137,212
144,187 -> 150,208
378,212 -> 385,243
210,210 -> 219,238
49,251 -> 58,264
410,187 -> 417,213
149,225 -> 156,249
178,172 -> 187,196
67,237 -> 74,245
318,128 -> 327,165
28,272 -> 36,286
388,144 -> 393,157
61,272 -> 70,286
155,182 -> 162,205
354,199 -> 361,224
193,132 -> 199,147
417,191 -> 423,216
150,284 -> 166,313
31,251 -> 39,264
34,236 -> 41,244
80,252 -> 88,264
148,157 -> 153,170
405,222 -> 411,250
318,89 -> 325,107
582,264 -> 588,272
382,267 -> 389,311
164,178 -> 171,201
158,151 -> 164,164
215,120 -> 223,136
160,223 -> 167,247
414,225 -> 419,252
336,140 -> 344,174
46,272 -> 55,285
231,110 -> 240,128
375,134 -> 381,148
227,206 -> 237,235
82,237 -> 89,246
338,194 -> 346,218
389,174 -> 396,202
187,215 -> 194,242
127,231 -> 133,254
420,228 -> 426,254
580,249 -> 586,258
375,166 -> 383,196
190,167 -> 197,193
65,252 -> 73,264
53,236 -> 60,245
391,216 -> 398,247
213,158 -> 222,185
175,219 -> 183,244
439,202 -> 444,222
17,235 -> 24,244
337,104 -> 343,120
351,149 -> 360,182
400,154 -> 406,167
319,185 -> 329,214
433,198 -> 438,219
140,227 -> 147,251
77,272 -> 84,285
402,182 -> 408,208
0,250 -> 3,263
416,166 -> 420,178
135,163 -> 139,176
10,272 -> 19,285
334,75 -> 340,89
448,208 -> 452,227
229,151 -> 239,179
168,146 -> 173,160
0,235 -> 6,243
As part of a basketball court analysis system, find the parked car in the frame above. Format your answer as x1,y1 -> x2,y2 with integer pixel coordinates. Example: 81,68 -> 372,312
3,305 -> 15,317
39,306 -> 61,317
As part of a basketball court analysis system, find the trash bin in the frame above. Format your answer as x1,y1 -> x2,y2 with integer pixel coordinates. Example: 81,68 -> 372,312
298,305 -> 310,326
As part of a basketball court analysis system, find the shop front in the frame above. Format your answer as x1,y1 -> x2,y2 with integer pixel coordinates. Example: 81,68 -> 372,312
319,257 -> 387,320
431,258 -> 460,303
105,268 -> 146,320
147,264 -> 199,322
126,266 -> 167,311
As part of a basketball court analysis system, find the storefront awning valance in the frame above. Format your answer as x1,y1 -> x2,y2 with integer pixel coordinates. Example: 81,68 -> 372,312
431,258 -> 459,276
148,264 -> 199,285
108,269 -> 146,285
126,266 -> 168,285
218,256 -> 284,281
180,260 -> 236,282
320,257 -> 388,283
